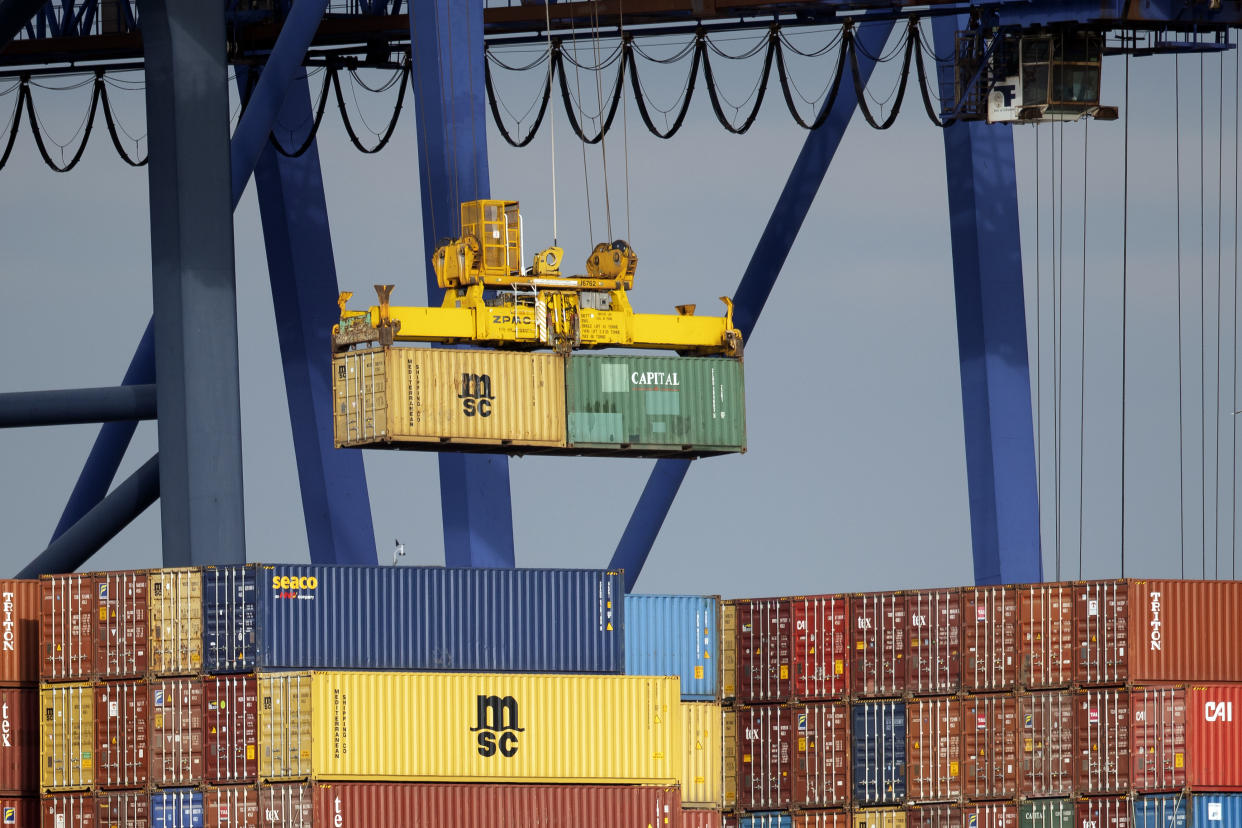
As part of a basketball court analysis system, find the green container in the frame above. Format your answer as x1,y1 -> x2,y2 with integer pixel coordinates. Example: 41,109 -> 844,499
565,354 -> 746,456
1019,800 -> 1075,828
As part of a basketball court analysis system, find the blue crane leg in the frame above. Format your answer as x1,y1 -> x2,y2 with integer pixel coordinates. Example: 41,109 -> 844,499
245,69 -> 378,566
932,15 -> 1042,586
610,19 -> 897,590
0,0 -> 49,46
409,0 -> 515,568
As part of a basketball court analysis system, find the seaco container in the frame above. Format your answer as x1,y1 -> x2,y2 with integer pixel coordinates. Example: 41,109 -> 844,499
94,680 -> 148,790
1017,691 -> 1074,798
333,347 -> 566,450
626,594 -> 720,700
1018,800 -> 1074,828
203,675 -> 257,785
311,782 -> 683,828
1186,684 -> 1242,790
201,564 -> 623,674
41,572 -> 148,682
0,688 -> 35,795
1074,688 -> 1130,794
565,354 -> 745,456
961,694 -> 1018,799
97,791 -> 149,828
1075,797 -> 1131,828
682,702 -> 723,808
256,671 -> 680,784
734,705 -> 793,811
0,582 -> 39,687
1017,584 -> 1074,689
905,697 -> 961,804
791,701 -> 850,809
1131,686 -> 1186,792
850,592 -> 907,697
851,701 -> 906,806
732,599 -> 793,703
39,683 -> 94,791
202,787 -> 257,828
790,595 -> 850,700
149,791 -> 201,828
963,586 -> 1019,692
147,678 -> 204,788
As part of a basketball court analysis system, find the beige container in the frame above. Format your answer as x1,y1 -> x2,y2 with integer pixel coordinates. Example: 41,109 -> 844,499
39,683 -> 94,791
719,602 -> 736,701
721,709 -> 737,810
257,671 -> 680,785
854,809 -> 907,828
332,347 -> 566,448
681,702 -> 723,808
147,567 -> 202,676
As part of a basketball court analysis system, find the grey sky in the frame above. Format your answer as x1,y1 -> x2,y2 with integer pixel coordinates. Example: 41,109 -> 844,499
0,26 -> 1237,595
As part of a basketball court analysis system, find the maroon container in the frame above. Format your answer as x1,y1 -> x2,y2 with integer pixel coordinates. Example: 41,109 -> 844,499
906,589 -> 962,696
1127,580 -> 1242,684
850,592 -> 907,697
258,784 -> 313,828
205,786 -> 259,828
310,782 -> 684,828
961,694 -> 1018,799
94,681 -> 148,790
790,595 -> 850,700
1018,583 -> 1075,689
963,586 -> 1019,692
96,791 -> 148,828
1131,685 -> 1186,792
790,701 -> 849,809
204,675 -> 258,785
735,599 -> 793,703
963,803 -> 1019,828
1075,581 -> 1128,686
1075,796 -> 1131,828
908,805 -> 964,828
0,582 -> 39,687
792,813 -> 850,828
1017,690 -> 1074,798
1074,688 -> 1130,794
1187,684 -> 1242,790
0,798 -> 36,828
736,704 -> 793,810
41,794 -> 93,828
40,575 -> 95,682
906,696 -> 962,804
682,811 -> 722,828
0,688 -> 35,795
93,572 -> 147,680
147,678 -> 203,787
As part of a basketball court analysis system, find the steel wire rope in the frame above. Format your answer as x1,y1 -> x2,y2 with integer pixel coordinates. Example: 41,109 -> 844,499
619,0 -> 632,246
29,75 -> 93,91
409,6 -> 441,243
779,31 -> 843,108
1176,54 -> 1187,577
554,37 -> 627,142
544,0 -> 559,247
589,2 -> 614,240
22,73 -> 101,172
1234,36 -> 1240,579
486,45 -> 554,147
0,81 -> 26,170
436,0 -> 460,224
332,63 -> 408,154
567,14 -> 595,241
98,77 -> 146,166
700,27 -> 775,134
850,25 -> 909,63
779,26 -> 844,59
489,56 -> 552,135
915,18 -> 954,64
1037,122 -> 1046,577
1201,50 -> 1208,578
1078,116 -> 1090,580
560,38 -> 624,70
1215,49 -> 1227,577
1055,113 -> 1064,579
631,35 -> 698,64
855,27 -> 911,110
704,29 -> 769,61
626,33 -> 701,139
911,23 -> 958,128
773,27 -> 848,131
1122,51 -> 1131,578
349,66 -> 403,94
486,45 -> 553,73
849,22 -> 915,131
267,63 -> 337,158
463,2 -> 482,210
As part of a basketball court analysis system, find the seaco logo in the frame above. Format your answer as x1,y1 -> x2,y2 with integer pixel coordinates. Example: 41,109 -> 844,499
471,694 -> 524,758
1,592 -> 14,653
271,575 -> 319,601
1205,701 -> 1234,722
458,373 -> 495,418
1149,591 -> 1163,651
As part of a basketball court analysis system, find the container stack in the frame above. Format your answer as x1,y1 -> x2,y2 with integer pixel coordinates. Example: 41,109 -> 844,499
713,579 -> 1242,828
0,580 -> 40,828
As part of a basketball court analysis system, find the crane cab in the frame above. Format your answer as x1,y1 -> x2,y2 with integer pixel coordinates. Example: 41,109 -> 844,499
985,31 -> 1117,124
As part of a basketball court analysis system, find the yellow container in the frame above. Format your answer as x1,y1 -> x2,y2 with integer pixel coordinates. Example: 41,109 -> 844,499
39,683 -> 94,791
332,347 -> 566,449
257,671 -> 681,784
721,709 -> 737,809
147,567 -> 202,675
854,809 -> 907,828
720,602 -> 736,700
681,702 -> 723,808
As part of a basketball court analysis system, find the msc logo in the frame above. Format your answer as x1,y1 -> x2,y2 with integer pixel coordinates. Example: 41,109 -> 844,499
271,575 -> 319,591
458,373 -> 495,418
471,695 -> 524,758
1205,701 -> 1234,722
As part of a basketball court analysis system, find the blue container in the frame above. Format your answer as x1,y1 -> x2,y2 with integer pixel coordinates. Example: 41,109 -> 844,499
1135,795 -> 1242,828
851,700 -> 907,805
150,790 -> 203,828
1192,795 -> 1242,828
624,594 -> 719,699
201,564 -> 624,674
738,815 -> 791,828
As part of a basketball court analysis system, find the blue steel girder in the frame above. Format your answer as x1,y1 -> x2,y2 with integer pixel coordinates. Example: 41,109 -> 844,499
933,13 -> 1042,586
609,18 -> 898,593
409,0 -> 516,569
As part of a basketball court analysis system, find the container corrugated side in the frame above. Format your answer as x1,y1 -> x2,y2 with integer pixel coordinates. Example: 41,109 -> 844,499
1187,684 -> 1242,790
905,589 -> 961,695
146,569 -> 201,677
721,602 -> 737,701
565,354 -> 745,454
94,680 -> 147,790
311,782 -> 683,828
203,786 -> 257,828
682,702 -> 723,808
1191,795 -> 1242,828
1128,580 -> 1242,683
0,688 -> 35,795
1075,797 -> 1131,828
905,697 -> 961,804
147,678 -> 204,788
1074,688 -> 1129,795
963,586 -> 1019,691
850,593 -> 907,697
334,347 -> 567,448
626,594 -> 720,700
791,701 -> 849,810
95,571 -> 148,680
96,791 -> 149,828
0,582 -> 38,688
1018,584 -> 1074,689
148,791 -> 202,828
1075,581 -> 1128,686
259,671 -> 680,784
683,810 -> 723,828
961,694 -> 1017,799
1017,690 -> 1074,798
790,595 -> 850,701
41,794 -> 93,828
256,784 -> 311,828
1018,800 -> 1074,828
0,798 -> 34,828
204,675 -> 257,785
963,804 -> 1018,828
202,564 -> 623,674
792,813 -> 850,828
1131,685 -> 1186,792
729,815 -> 791,828
851,701 -> 906,806
39,683 -> 93,791
732,599 -> 792,703
41,575 -> 96,682
853,809 -> 905,828
906,805 -> 961,828
1132,795 -> 1186,828
734,705 -> 792,811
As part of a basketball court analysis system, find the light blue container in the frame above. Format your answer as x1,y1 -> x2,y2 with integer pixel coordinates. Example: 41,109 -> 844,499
150,790 -> 203,828
738,815 -> 792,828
624,594 -> 719,699
1134,794 -> 1242,828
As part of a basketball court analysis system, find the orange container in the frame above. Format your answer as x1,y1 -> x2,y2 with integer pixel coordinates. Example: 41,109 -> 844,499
1187,683 -> 1242,790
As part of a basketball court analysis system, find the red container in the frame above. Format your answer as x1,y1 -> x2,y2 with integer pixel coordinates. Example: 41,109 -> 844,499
908,805 -> 963,828
964,803 -> 1019,828
1073,688 -> 1130,794
1187,683 -> 1242,790
204,675 -> 258,784
0,582 -> 39,687
963,586 -> 1019,692
1074,797 -> 1131,828
682,811 -> 723,828
0,798 -> 35,828
735,705 -> 793,810
96,791 -> 148,828
40,573 -> 147,682
0,688 -> 35,795
310,782 -> 684,827
257,785 -> 312,828
790,595 -> 850,700
1018,583 -> 1075,688
94,681 -> 148,790
41,794 -> 93,828
1130,685 -> 1186,792
906,589 -> 962,696
1075,581 -> 1128,686
205,786 -> 259,828
735,599 -> 793,703
147,678 -> 203,787
94,572 -> 148,680
906,697 -> 962,803
850,592 -> 907,697
1127,580 -> 1242,683
793,813 -> 850,828
961,694 -> 1018,799
1017,690 -> 1074,798
790,701 -> 849,808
